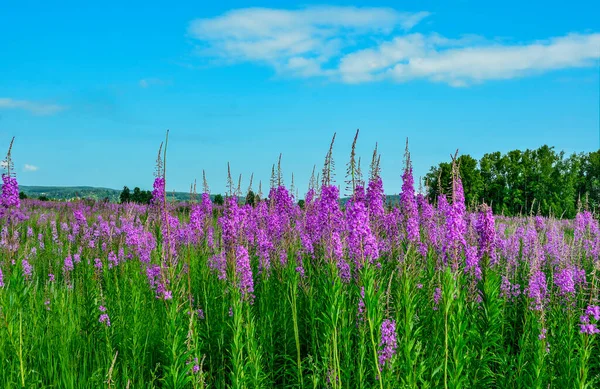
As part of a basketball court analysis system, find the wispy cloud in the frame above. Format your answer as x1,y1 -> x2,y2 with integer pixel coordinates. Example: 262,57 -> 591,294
0,98 -> 66,115
188,6 -> 600,86
188,6 -> 429,78
339,33 -> 600,85
139,78 -> 169,88
24,164 -> 39,172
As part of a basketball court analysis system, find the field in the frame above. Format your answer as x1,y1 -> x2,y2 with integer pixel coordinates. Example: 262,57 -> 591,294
0,141 -> 599,389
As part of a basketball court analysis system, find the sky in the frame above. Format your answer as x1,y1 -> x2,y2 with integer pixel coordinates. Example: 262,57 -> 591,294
0,0 -> 599,196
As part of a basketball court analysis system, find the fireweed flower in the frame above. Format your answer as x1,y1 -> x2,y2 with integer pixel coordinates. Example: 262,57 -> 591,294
357,286 -> 365,322
580,306 -> 600,334
0,267 -> 4,287
1,174 -> 20,208
500,275 -> 521,301
366,175 -> 385,227
22,259 -> 32,280
527,270 -> 548,311
442,176 -> 466,270
400,164 -> 419,244
476,204 -> 497,266
433,287 -> 442,310
346,186 -> 379,270
378,319 -> 397,368
99,306 -> 111,327
48,273 -> 55,282
236,245 -> 254,302
63,255 -> 74,274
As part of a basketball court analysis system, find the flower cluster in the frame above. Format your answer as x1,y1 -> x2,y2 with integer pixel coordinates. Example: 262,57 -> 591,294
378,319 -> 397,368
580,305 -> 600,335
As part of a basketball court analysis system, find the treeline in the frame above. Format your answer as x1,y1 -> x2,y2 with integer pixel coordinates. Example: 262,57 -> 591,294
119,186 -> 153,204
425,145 -> 599,218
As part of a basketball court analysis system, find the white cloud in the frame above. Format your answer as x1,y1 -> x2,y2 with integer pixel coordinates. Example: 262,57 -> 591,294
188,6 -> 429,77
0,98 -> 66,115
24,164 -> 39,172
139,78 -> 168,88
188,6 -> 600,86
342,33 -> 600,85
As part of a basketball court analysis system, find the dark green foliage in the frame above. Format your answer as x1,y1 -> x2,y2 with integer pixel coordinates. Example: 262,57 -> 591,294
120,186 -> 153,204
38,195 -> 49,201
19,191 -> 28,199
120,186 -> 131,203
426,146 -> 599,217
213,194 -> 224,206
245,190 -> 255,207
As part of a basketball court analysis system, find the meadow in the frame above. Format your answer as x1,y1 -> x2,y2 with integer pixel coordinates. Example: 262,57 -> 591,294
0,136 -> 598,389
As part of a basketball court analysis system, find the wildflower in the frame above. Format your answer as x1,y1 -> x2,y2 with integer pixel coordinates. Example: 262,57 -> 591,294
236,245 -> 254,302
357,286 -> 365,322
63,255 -> 74,273
48,273 -> 55,282
1,174 -> 20,208
527,270 -> 547,311
433,287 -> 442,310
99,306 -> 111,327
400,162 -> 419,244
22,259 -> 32,280
476,204 -> 496,265
378,319 -> 397,367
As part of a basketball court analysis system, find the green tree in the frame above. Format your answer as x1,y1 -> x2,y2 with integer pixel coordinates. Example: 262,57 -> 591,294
131,187 -> 142,203
19,191 -> 28,200
246,190 -> 255,207
425,154 -> 482,207
120,186 -> 131,204
213,194 -> 224,206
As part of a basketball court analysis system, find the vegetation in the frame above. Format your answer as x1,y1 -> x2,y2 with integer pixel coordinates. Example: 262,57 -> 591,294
1,136 -> 598,388
425,146 -> 599,217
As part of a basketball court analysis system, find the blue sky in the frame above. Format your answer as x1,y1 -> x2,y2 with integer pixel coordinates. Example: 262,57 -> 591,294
1,1 -> 599,196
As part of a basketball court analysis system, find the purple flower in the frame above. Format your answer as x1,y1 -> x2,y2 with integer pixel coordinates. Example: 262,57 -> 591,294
585,305 -> 600,321
378,319 -> 397,367
1,174 -> 20,208
538,327 -> 547,340
527,270 -> 547,311
99,306 -> 111,326
48,273 -> 55,282
346,187 -> 379,269
236,245 -> 254,302
580,306 -> 600,335
476,204 -> 496,265
99,314 -> 111,327
63,255 -> 74,274
22,259 -> 32,280
400,164 -> 419,244
0,267 -> 4,287
433,287 -> 442,310
357,286 -> 365,322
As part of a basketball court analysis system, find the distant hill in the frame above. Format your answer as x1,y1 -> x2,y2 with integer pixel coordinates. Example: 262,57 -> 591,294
19,186 -> 193,202
19,185 -> 402,205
